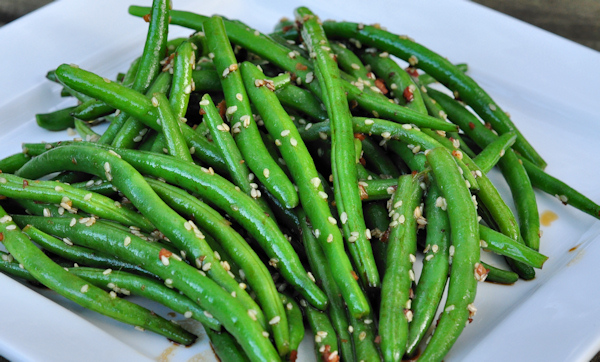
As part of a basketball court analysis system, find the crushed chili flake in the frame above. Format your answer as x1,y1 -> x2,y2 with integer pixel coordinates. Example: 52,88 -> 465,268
295,63 -> 308,71
143,13 -> 151,22
403,86 -> 414,102
22,180 -> 29,188
159,248 -> 173,259
405,67 -> 419,78
469,122 -> 475,130
358,184 -> 368,200
374,79 -> 388,94
217,100 -> 227,120
351,271 -> 359,281
354,133 -> 366,141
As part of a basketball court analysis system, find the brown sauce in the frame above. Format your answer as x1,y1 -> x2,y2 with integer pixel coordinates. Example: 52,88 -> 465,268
540,210 -> 558,226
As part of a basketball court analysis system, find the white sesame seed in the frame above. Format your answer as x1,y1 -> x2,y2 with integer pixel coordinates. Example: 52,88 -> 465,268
124,236 -> 131,246
328,216 -> 337,225
199,99 -> 210,106
326,234 -> 334,243
318,191 -> 329,199
269,316 -> 281,325
263,168 -> 270,178
359,331 -> 367,341
248,309 -> 258,320
80,284 -> 89,293
227,106 -> 238,115
445,305 -> 455,313
307,272 -> 316,282
340,212 -> 348,225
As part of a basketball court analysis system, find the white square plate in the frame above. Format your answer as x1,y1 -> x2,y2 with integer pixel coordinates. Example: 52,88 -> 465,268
1,1 -> 600,361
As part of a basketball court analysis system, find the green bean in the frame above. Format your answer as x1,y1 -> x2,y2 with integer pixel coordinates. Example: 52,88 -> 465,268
205,328 -> 251,362
473,131 -> 517,173
275,83 -> 328,122
99,71 -> 173,146
407,179 -> 451,356
191,68 -> 222,92
298,208 -> 355,362
380,172 -> 423,361
169,41 -> 195,120
417,63 -> 469,86
128,8 -> 457,134
145,177 -> 290,356
68,266 -> 221,331
363,200 -> 391,278
279,293 -> 305,357
0,212 -> 195,345
322,21 -> 546,169
0,153 -> 31,174
421,147 -> 480,361
35,106 -> 76,131
361,51 -> 427,113
298,117 -> 478,192
153,93 -> 193,161
296,7 -> 381,289
204,15 -> 298,210
427,88 -> 541,253
360,137 -> 401,178
54,64 -> 227,171
331,42 -> 375,87
198,94 -> 263,210
109,0 -> 170,148
22,223 -> 156,279
74,119 -> 100,142
302,300 -> 340,361
0,251 -> 40,283
480,225 -> 548,268
481,262 -> 519,285
518,156 -> 600,220
241,61 -> 369,317
0,173 -> 155,233
359,178 -> 397,201
14,146 -> 263,320
348,307 -> 381,361
17,143 -> 327,309
12,216 -> 279,361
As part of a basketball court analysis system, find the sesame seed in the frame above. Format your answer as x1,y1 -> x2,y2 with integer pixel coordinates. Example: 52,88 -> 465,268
199,99 -> 209,106
307,272 -> 316,282
248,309 -> 258,320
262,331 -> 269,338
409,254 -> 416,263
445,305 -> 455,313
348,325 -> 354,333
263,169 -> 270,178
398,215 -> 406,224
269,316 -> 281,325
327,234 -> 334,243
409,270 -> 415,281
328,216 -> 337,225
387,186 -> 396,195
318,191 -> 329,199
449,245 -> 455,257
359,331 -> 367,341
340,212 -> 348,224
489,103 -> 497,111
80,284 -> 89,293
124,236 -> 131,246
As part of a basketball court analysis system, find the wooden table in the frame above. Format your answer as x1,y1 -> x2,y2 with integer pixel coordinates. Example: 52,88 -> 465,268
1,1 -> 598,361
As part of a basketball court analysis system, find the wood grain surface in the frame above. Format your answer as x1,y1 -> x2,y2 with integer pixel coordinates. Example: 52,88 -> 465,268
0,1 -> 598,362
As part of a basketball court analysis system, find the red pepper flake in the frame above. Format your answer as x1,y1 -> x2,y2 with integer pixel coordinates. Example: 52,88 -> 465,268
282,25 -> 294,32
22,180 -> 29,188
199,108 -> 206,116
484,122 -> 493,130
0,232 -> 4,242
359,157 -> 366,166
71,157 -> 77,165
405,67 -> 419,78
358,184 -> 368,200
451,150 -> 462,158
374,79 -> 388,95
354,133 -> 366,141
403,86 -> 414,102
217,100 -> 227,120
295,63 -> 308,71
159,248 -> 173,260
468,122 -> 475,130
351,271 -> 359,281
289,350 -> 298,362
349,100 -> 359,109
380,228 -> 390,243
374,335 -> 381,344
411,170 -> 418,176
322,345 -> 339,362
143,13 -> 151,22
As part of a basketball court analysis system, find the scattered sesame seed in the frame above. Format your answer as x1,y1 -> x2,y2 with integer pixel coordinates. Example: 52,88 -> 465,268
80,284 -> 89,293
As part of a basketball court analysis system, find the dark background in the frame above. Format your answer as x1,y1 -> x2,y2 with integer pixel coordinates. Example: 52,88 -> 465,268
1,0 -> 599,361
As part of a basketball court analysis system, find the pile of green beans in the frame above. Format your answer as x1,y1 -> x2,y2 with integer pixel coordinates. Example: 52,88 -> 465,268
2,2 -> 599,361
